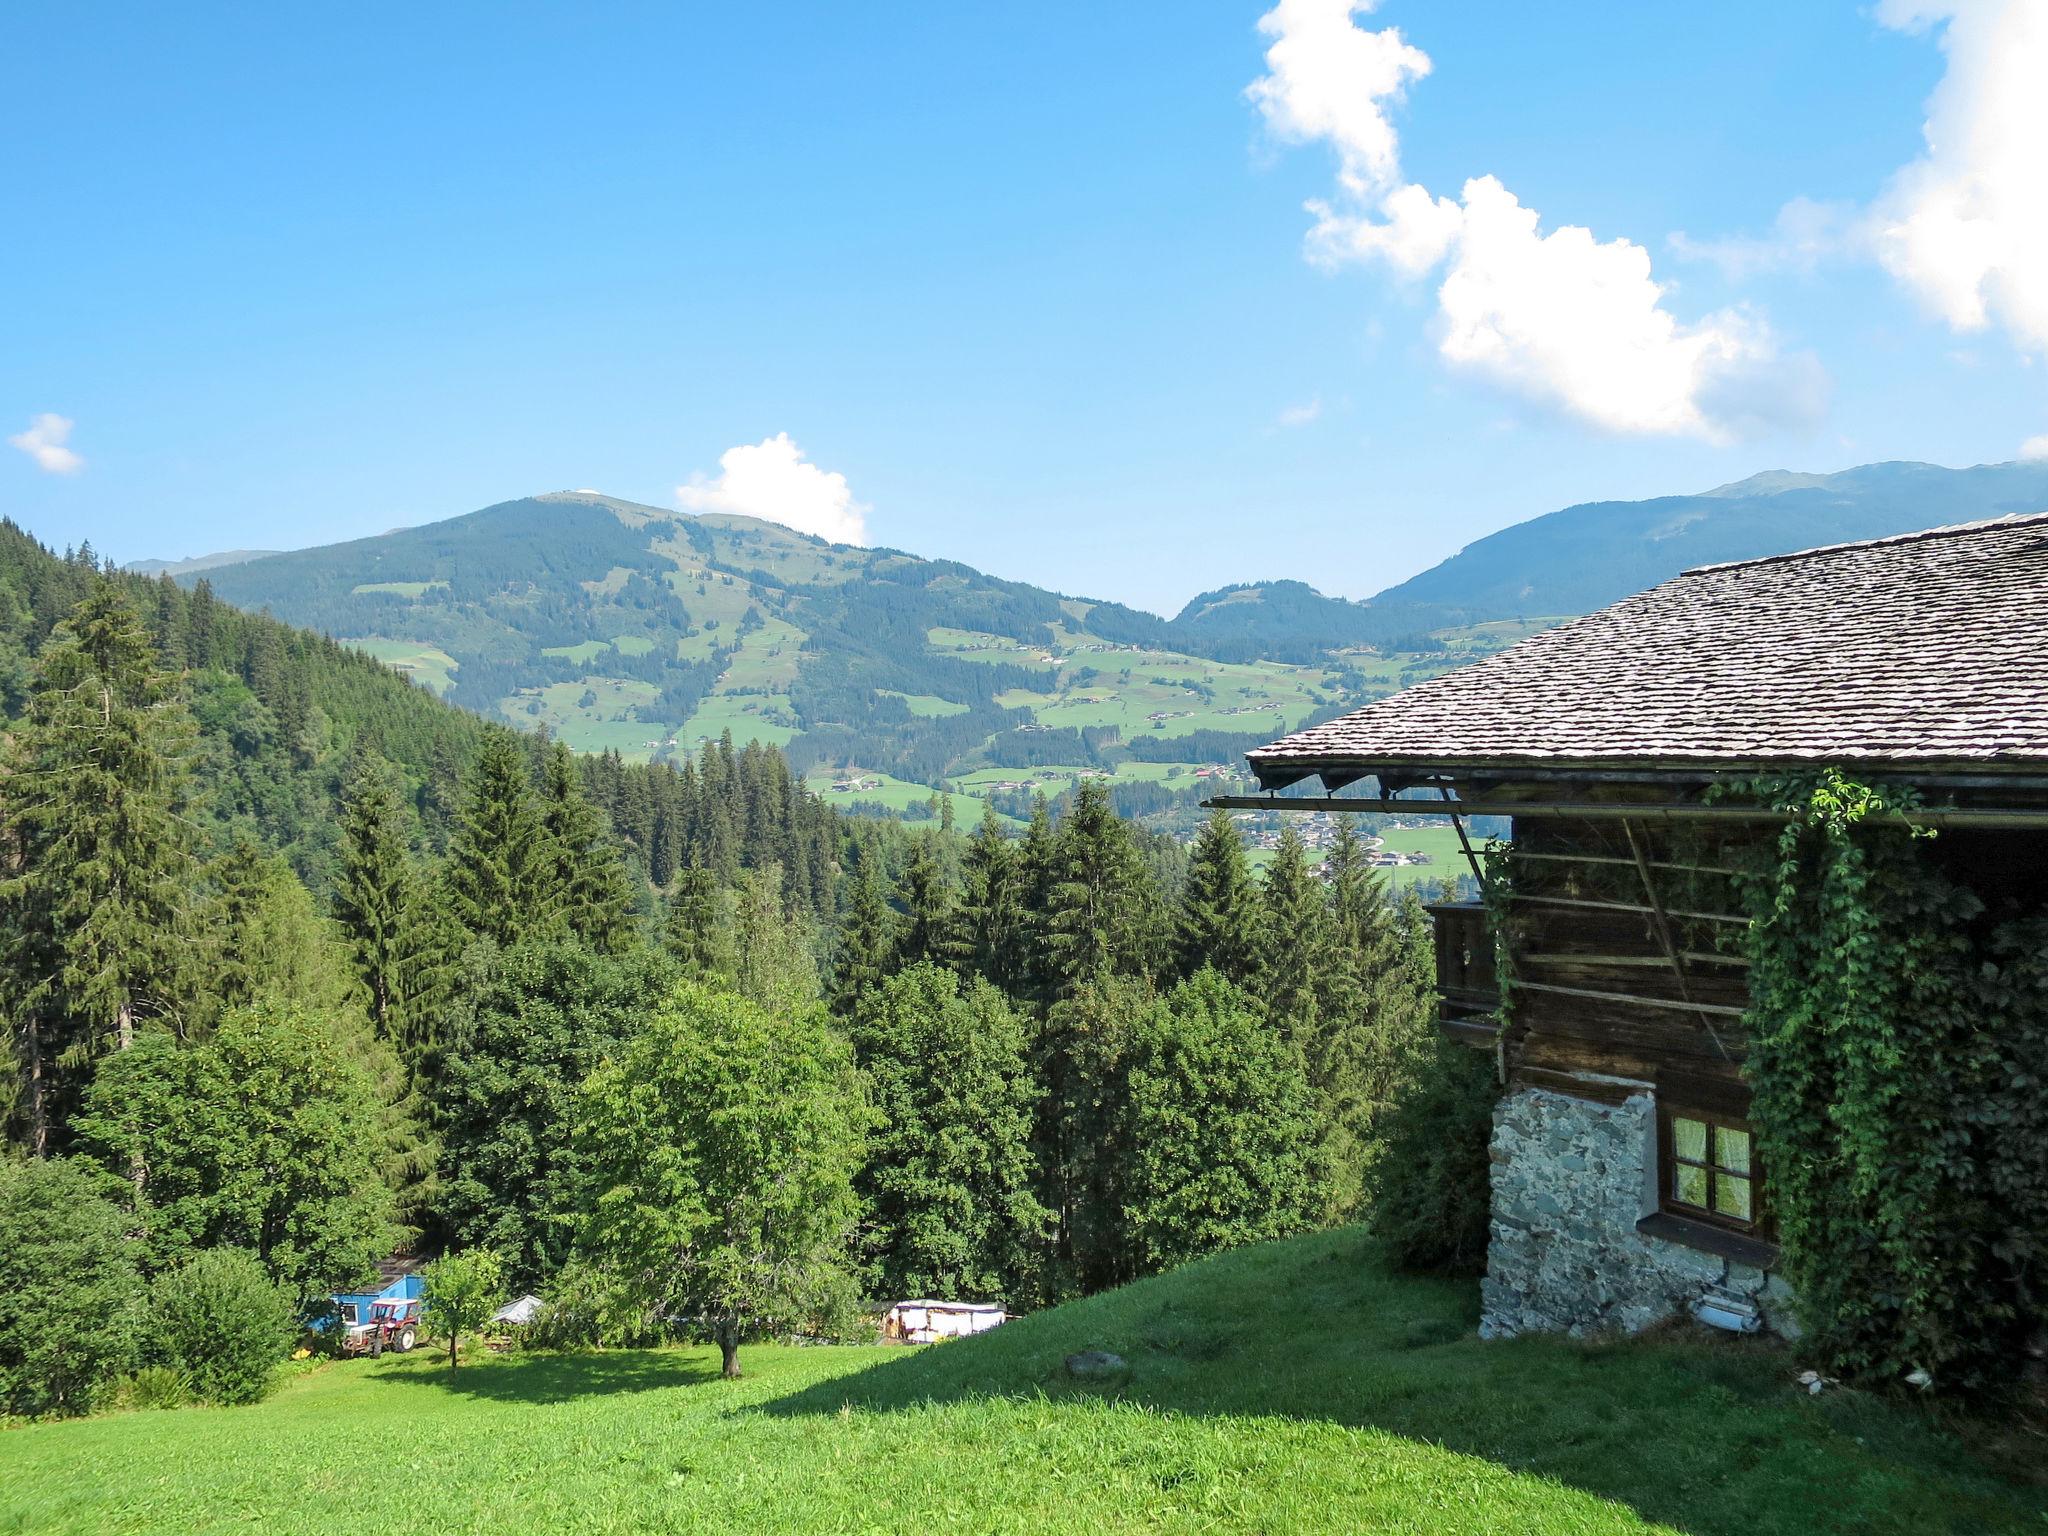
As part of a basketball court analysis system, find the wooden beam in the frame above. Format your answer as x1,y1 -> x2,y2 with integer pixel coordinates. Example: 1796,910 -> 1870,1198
1520,951 -> 1749,969
1514,980 -> 1748,1018
1509,893 -> 1749,925
1203,795 -> 2048,828
1511,850 -> 1739,878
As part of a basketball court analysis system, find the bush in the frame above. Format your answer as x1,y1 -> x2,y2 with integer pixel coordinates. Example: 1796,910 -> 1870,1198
148,1249 -> 294,1406
113,1365 -> 193,1412
0,1157 -> 140,1417
1370,1035 -> 1496,1275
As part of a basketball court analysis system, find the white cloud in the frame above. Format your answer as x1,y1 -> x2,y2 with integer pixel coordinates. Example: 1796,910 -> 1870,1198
8,413 -> 83,474
1667,197 -> 1863,280
1246,0 -> 1429,199
2020,432 -> 2048,461
1870,1 -> 2048,359
1250,3 -> 1820,442
675,433 -> 869,545
1276,396 -> 1324,428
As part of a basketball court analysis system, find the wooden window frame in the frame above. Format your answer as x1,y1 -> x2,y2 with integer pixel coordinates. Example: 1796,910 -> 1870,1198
1657,1104 -> 1764,1235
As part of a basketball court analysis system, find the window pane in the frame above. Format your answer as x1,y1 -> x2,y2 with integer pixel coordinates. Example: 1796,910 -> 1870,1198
1716,1127 -> 1751,1175
1714,1174 -> 1753,1222
1671,1116 -> 1708,1163
1673,1163 -> 1709,1208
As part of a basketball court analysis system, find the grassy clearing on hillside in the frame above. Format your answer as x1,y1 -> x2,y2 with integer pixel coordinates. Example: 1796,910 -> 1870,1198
878,689 -> 969,717
348,579 -> 447,598
343,637 -> 460,695
499,679 -> 666,756
678,694 -> 798,750
541,639 -> 613,664
4,1232 -> 2037,1536
804,769 -> 1019,829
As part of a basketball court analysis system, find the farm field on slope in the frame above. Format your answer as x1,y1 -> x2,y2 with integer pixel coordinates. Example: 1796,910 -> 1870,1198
4,1232 -> 2037,1536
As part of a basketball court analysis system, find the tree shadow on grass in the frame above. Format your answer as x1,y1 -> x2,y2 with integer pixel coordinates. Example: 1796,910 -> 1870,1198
754,1232 -> 2048,1536
372,1348 -> 722,1405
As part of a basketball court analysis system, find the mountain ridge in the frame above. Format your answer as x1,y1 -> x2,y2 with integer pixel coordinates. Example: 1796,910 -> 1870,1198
131,458 -> 2048,808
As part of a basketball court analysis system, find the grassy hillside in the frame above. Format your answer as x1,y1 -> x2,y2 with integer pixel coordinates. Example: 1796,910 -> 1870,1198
5,1231 -> 2037,1535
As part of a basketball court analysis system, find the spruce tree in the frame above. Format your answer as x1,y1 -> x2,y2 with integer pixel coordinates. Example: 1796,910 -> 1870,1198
662,867 -> 735,982
1312,824 -> 1441,1218
444,731 -> 554,948
897,834 -> 953,969
1175,807 -> 1260,982
537,742 -> 637,954
953,804 -> 1026,990
1013,795 -> 1059,1003
1040,780 -> 1161,994
0,582 -> 199,1154
1257,823 -> 1328,1041
333,750 -> 442,1056
829,850 -> 898,1016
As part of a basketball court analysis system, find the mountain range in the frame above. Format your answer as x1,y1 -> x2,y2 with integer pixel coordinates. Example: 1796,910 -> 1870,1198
139,458 -> 2048,818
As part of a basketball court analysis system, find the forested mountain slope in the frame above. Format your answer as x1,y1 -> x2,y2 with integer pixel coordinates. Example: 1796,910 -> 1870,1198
0,520 -> 846,909
1370,458 -> 2048,620
157,493 -> 1491,827
148,460 -> 2048,821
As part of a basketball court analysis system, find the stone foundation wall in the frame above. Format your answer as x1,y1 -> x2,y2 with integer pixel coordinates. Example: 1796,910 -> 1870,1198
1480,1085 -> 1796,1340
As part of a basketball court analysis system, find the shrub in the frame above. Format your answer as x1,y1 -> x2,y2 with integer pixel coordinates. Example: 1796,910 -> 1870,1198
1370,1034 -> 1496,1275
114,1365 -> 193,1412
0,1157 -> 140,1417
148,1248 -> 294,1406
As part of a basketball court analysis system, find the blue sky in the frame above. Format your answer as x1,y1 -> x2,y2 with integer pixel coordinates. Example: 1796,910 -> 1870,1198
4,3 -> 2044,614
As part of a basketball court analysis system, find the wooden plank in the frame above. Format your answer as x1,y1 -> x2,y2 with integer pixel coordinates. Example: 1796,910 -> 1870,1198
1511,894 -> 1748,924
1520,951 -> 1749,969
1513,850 -> 1740,878
1515,980 -> 1747,1017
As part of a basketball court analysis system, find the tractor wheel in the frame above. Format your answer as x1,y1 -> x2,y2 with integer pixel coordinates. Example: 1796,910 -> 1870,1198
397,1327 -> 417,1353
370,1330 -> 384,1358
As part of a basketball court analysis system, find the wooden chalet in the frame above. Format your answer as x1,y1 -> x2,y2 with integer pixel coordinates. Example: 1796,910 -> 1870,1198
1228,514 -> 2048,1338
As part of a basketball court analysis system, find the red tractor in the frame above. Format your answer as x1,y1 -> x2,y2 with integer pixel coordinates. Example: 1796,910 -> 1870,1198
341,1297 -> 424,1357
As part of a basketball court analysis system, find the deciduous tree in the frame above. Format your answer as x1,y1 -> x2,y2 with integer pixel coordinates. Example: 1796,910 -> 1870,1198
575,983 -> 866,1378
849,963 -> 1047,1305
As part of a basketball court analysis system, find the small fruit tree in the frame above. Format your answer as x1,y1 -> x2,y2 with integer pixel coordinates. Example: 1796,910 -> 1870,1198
423,1250 -> 505,1372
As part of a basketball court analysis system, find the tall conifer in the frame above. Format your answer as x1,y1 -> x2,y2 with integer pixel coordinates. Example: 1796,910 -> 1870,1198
1175,807 -> 1260,982
333,750 -> 442,1055
897,835 -> 953,969
1257,823 -> 1328,1041
953,804 -> 1025,990
537,742 -> 637,954
0,582 -> 199,1154
829,849 -> 898,1016
445,731 -> 554,947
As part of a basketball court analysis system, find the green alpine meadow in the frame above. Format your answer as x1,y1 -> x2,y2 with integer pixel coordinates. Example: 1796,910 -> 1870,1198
7,1232 -> 2043,1536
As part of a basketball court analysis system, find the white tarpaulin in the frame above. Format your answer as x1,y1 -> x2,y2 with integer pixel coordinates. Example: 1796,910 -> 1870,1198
883,1300 -> 1007,1344
492,1293 -> 547,1326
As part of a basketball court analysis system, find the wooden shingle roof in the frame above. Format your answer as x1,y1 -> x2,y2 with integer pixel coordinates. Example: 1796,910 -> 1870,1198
1248,512 -> 2048,789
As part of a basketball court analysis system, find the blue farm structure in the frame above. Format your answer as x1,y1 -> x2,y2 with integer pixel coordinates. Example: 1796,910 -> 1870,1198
326,1262 -> 423,1331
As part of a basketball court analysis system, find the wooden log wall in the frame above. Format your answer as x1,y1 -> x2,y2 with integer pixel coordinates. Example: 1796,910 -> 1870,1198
1499,813 -> 1755,1116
